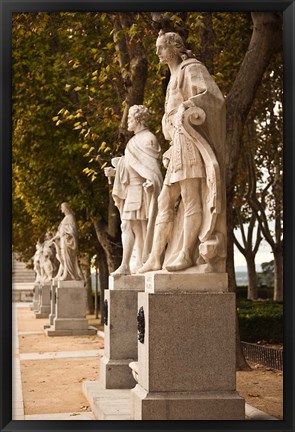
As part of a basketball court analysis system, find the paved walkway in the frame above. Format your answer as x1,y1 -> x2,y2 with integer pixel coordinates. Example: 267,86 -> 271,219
12,302 -> 98,420
12,302 -> 278,421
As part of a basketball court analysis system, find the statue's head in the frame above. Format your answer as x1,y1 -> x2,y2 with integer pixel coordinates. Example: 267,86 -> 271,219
61,202 -> 74,215
128,105 -> 149,131
156,30 -> 193,63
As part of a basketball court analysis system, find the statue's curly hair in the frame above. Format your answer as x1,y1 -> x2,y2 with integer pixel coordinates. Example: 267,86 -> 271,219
129,105 -> 149,125
157,30 -> 194,61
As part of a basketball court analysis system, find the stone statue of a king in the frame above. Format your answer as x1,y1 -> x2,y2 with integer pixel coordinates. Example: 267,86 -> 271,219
105,105 -> 163,275
139,31 -> 227,274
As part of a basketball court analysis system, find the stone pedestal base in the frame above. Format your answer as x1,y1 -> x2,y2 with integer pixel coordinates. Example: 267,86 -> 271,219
131,277 -> 245,420
34,284 -> 51,318
83,380 -> 132,420
100,275 -> 144,389
100,356 -> 136,390
44,280 -> 97,336
44,284 -> 57,330
31,282 -> 41,311
131,384 -> 244,420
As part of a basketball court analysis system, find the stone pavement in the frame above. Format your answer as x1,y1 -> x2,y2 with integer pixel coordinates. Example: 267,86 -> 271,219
12,302 -> 278,421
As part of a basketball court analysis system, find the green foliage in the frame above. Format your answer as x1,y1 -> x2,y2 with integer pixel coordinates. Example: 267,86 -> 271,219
236,284 -> 274,299
237,299 -> 283,343
12,12 -> 117,260
259,260 -> 275,287
12,11 -> 282,275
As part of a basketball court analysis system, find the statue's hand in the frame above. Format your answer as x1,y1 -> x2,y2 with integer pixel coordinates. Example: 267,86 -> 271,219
162,148 -> 171,169
143,179 -> 153,192
163,157 -> 170,169
104,166 -> 116,178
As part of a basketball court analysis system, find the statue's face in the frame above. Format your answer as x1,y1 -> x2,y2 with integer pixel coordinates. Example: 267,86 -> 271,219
156,37 -> 176,64
127,111 -> 137,132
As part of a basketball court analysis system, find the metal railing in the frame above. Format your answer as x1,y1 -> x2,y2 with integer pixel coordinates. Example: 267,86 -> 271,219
241,341 -> 283,371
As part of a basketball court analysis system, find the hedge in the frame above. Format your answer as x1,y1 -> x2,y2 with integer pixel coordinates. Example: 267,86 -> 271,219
236,285 -> 274,299
237,299 -> 283,343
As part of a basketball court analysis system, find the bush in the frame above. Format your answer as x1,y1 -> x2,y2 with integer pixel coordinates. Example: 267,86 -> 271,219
237,299 -> 283,343
236,285 -> 274,299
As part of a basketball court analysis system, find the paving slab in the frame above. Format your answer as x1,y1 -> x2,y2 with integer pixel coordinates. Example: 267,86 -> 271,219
83,380 -> 278,421
12,304 -> 25,420
20,349 -> 103,361
245,403 -> 278,420
25,412 -> 95,420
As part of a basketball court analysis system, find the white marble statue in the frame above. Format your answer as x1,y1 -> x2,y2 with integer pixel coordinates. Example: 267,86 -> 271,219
33,234 -> 59,283
33,240 -> 42,282
104,105 -> 163,275
40,232 -> 59,282
139,31 -> 227,273
51,203 -> 84,281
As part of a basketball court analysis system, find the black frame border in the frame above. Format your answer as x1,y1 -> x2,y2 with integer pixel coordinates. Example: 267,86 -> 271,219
1,1 -> 294,432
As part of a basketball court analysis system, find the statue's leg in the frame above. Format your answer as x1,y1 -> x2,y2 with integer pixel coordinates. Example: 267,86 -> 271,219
111,220 -> 134,275
132,220 -> 146,270
138,184 -> 179,273
166,178 -> 202,272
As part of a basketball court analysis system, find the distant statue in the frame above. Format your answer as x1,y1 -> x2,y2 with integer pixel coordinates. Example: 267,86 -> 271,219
33,240 -> 42,283
139,31 -> 227,273
40,232 -> 59,282
104,105 -> 163,275
51,203 -> 83,281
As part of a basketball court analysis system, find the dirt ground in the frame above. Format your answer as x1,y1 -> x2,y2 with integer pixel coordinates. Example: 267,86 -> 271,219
237,363 -> 283,419
16,307 -> 283,419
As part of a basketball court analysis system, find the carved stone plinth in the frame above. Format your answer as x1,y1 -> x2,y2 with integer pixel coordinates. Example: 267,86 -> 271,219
34,284 -> 51,318
43,283 -> 57,330
99,275 -> 144,389
130,274 -> 245,420
145,269 -> 228,293
44,280 -> 97,336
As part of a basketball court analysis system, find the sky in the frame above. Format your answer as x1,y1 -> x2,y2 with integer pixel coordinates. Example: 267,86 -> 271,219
233,228 -> 274,272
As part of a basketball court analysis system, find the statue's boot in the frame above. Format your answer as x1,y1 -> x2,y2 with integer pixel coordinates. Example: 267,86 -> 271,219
165,251 -> 193,271
137,257 -> 162,273
111,264 -> 131,276
165,214 -> 201,272
138,221 -> 172,273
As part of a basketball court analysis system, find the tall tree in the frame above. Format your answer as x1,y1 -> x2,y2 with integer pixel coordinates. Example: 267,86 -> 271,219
245,53 -> 283,302
12,11 -> 283,364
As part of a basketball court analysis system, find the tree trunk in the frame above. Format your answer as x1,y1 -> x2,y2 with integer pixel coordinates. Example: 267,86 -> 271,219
225,12 -> 282,371
92,218 -> 122,274
107,187 -> 121,239
96,243 -> 109,325
199,12 -> 214,75
112,13 -> 148,142
235,313 -> 251,371
246,253 -> 258,300
273,248 -> 283,302
80,253 -> 94,314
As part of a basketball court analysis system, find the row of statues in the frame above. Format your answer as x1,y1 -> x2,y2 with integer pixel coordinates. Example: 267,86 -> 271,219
33,203 -> 83,283
105,31 -> 227,276
32,31 -> 226,282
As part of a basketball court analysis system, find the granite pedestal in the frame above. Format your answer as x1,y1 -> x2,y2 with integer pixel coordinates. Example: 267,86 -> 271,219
100,274 -> 145,389
34,284 -> 51,318
44,283 -> 57,330
45,280 -> 97,336
30,282 -> 41,311
130,272 -> 245,420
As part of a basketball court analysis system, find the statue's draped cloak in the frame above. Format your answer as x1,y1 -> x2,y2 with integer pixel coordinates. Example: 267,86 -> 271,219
58,214 -> 83,280
162,59 -> 227,266
112,131 -> 163,262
